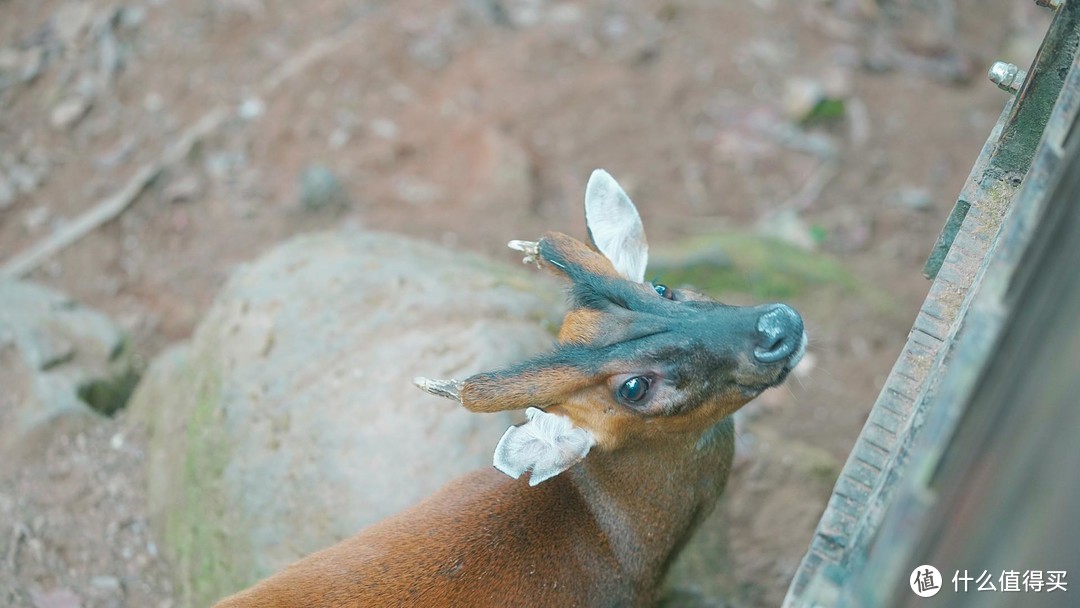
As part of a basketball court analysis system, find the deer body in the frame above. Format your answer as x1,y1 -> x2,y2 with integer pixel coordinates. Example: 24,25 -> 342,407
215,170 -> 804,607
216,418 -> 733,607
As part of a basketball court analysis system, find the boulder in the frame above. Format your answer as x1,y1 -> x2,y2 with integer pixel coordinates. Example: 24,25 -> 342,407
129,230 -> 563,606
0,280 -> 136,458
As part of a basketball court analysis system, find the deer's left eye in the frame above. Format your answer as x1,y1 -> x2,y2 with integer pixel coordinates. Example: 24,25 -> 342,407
653,283 -> 674,300
617,376 -> 651,404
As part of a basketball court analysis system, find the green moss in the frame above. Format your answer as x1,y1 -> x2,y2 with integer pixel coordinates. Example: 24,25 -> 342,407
801,98 -> 846,127
651,234 -> 859,301
163,359 -> 249,607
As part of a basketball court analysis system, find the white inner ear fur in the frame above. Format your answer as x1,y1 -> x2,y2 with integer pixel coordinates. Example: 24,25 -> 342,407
584,169 -> 649,283
493,407 -> 597,486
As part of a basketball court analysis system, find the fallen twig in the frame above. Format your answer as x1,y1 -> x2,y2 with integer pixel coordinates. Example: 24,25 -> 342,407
781,158 -> 839,212
1,17 -> 368,279
1,107 -> 229,279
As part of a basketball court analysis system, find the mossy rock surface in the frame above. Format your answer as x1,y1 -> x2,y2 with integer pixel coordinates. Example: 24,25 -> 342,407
650,234 -> 859,301
129,230 -> 564,607
0,279 -> 137,456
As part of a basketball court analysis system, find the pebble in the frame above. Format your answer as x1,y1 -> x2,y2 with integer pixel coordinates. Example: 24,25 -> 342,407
90,576 -> 121,591
408,35 -> 450,71
0,48 -> 17,73
51,97 -> 93,131
20,47 -> 45,83
464,0 -> 514,27
370,118 -> 399,140
298,164 -> 349,212
118,6 -> 148,30
0,173 -> 15,209
757,209 -> 819,251
162,173 -> 204,204
887,187 -> 934,212
7,163 -> 44,194
29,587 -> 82,608
237,97 -> 265,120
327,127 -> 350,150
52,2 -> 95,48
782,77 -> 826,123
143,92 -> 164,113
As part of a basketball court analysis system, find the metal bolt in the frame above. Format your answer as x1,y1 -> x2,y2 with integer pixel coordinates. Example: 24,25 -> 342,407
988,62 -> 1026,93
1034,0 -> 1062,10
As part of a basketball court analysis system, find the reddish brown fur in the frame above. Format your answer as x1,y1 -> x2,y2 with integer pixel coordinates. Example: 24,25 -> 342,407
216,417 -> 737,608
215,469 -> 633,608
460,365 -> 592,413
558,309 -> 607,344
536,231 -> 622,280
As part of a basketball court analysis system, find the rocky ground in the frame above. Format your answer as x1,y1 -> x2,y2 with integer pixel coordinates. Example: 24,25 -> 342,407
0,0 -> 1053,606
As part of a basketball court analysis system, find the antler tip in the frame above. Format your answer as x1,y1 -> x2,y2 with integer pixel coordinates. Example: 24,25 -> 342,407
414,376 -> 463,401
507,240 -> 540,266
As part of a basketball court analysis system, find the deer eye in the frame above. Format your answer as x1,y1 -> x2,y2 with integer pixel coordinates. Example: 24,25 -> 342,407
617,376 -> 651,403
653,283 -> 674,300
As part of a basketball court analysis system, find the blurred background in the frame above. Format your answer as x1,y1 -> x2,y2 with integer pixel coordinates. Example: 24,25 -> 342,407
0,1 -> 1053,607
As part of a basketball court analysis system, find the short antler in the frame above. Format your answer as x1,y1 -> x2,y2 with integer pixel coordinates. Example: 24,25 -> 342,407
413,376 -> 463,401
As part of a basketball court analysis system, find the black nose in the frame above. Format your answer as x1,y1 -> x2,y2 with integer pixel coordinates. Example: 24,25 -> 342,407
754,304 -> 804,363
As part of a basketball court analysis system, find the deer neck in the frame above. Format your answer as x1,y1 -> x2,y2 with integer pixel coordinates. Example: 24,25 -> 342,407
567,417 -> 735,595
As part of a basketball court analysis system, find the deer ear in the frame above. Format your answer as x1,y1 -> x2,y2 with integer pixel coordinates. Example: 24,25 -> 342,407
493,407 -> 596,486
584,169 -> 648,283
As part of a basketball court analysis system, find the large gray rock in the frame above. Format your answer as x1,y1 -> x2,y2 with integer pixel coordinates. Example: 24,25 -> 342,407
129,230 -> 563,606
0,280 -> 136,458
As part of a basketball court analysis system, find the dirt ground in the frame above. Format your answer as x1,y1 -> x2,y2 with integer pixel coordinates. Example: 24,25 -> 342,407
0,0 -> 1052,606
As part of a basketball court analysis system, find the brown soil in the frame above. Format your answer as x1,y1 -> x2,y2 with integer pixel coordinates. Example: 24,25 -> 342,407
0,1 -> 1050,606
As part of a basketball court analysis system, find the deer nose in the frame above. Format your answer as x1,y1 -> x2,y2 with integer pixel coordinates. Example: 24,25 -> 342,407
754,304 -> 804,363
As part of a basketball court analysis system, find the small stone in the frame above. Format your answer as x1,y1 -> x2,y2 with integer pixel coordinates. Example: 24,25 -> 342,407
370,118 -> 399,140
327,127 -> 350,150
237,97 -> 265,120
50,96 -> 93,130
143,92 -> 164,113
464,0 -> 514,27
7,163 -> 43,194
162,174 -> 204,204
30,588 -> 82,608
118,6 -> 147,30
408,35 -> 450,71
97,27 -> 122,76
887,187 -> 934,211
757,209 -> 818,251
52,2 -> 94,48
204,151 -> 247,180
821,66 -> 853,99
0,173 -> 15,209
0,48 -> 17,73
89,576 -> 121,591
110,432 -> 125,450
20,47 -> 45,83
298,164 -> 349,212
782,77 -> 826,123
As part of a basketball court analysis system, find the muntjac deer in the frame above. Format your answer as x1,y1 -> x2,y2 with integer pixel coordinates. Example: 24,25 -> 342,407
215,169 -> 806,607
